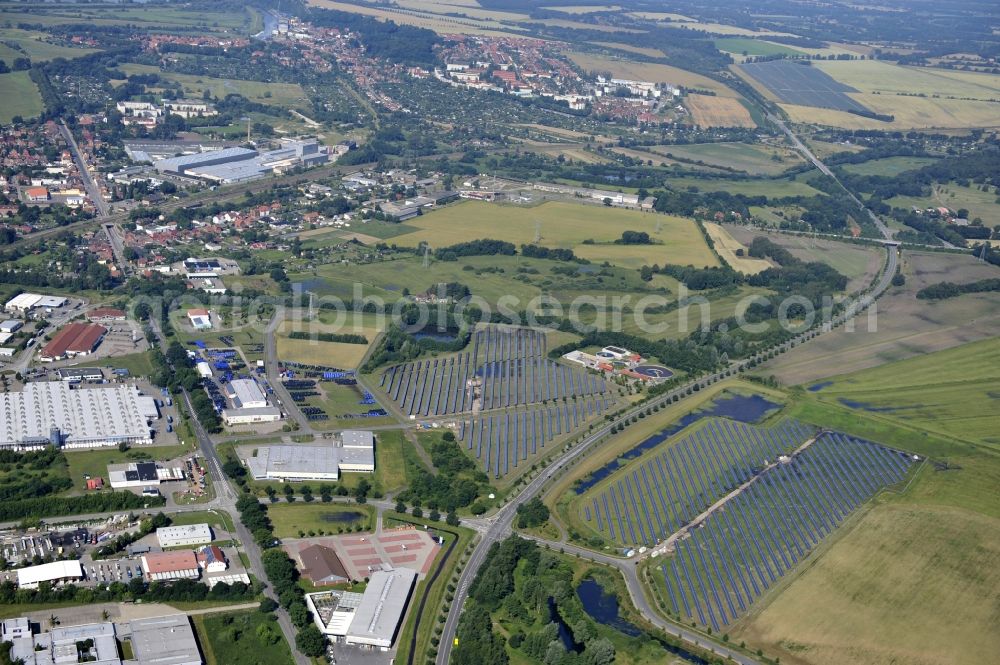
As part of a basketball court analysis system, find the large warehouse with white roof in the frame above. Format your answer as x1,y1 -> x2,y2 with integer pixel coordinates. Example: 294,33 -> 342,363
243,431 -> 375,481
307,567 -> 417,650
0,382 -> 156,451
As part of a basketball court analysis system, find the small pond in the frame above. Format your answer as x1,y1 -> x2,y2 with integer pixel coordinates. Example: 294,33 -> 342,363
319,511 -> 364,523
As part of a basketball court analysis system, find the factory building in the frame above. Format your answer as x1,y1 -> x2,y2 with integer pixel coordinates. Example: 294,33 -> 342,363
4,293 -> 67,315
108,461 -> 185,489
141,551 -> 201,581
243,431 -> 375,481
0,382 -> 156,451
16,560 -> 84,589
152,140 -> 330,184
224,378 -> 268,408
156,523 -> 213,548
6,614 -> 202,665
307,567 -> 417,650
39,322 -> 106,361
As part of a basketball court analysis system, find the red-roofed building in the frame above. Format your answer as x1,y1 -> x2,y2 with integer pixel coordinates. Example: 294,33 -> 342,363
25,187 -> 49,202
40,322 -> 107,362
87,307 -> 126,322
141,551 -> 200,581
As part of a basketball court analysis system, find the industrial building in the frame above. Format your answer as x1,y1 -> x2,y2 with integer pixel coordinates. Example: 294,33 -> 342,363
225,378 -> 267,408
156,523 -> 213,548
153,139 -> 330,184
0,320 -> 23,333
307,567 -> 417,649
57,367 -> 104,383
6,614 -> 202,665
16,560 -> 84,589
222,405 -> 282,426
187,308 -> 212,330
39,322 -> 106,361
0,382 -> 156,451
4,293 -> 67,315
141,551 -> 201,581
243,431 -> 375,481
108,461 -> 185,489
196,545 -> 227,573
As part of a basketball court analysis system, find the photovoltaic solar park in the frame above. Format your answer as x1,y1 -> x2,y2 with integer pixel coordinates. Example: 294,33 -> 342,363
379,326 -> 616,479
577,417 -> 915,631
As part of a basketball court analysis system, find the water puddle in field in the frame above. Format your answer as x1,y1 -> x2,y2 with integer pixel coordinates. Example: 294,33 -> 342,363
576,393 -> 781,492
837,398 -> 900,413
319,511 -> 364,523
807,381 -> 833,392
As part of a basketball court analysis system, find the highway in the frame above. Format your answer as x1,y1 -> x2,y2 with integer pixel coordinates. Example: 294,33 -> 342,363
437,121 -> 899,664
59,121 -> 109,218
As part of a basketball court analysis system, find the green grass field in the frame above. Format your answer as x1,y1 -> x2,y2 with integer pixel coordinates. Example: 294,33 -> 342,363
840,155 -> 939,177
657,142 -> 805,176
808,337 -> 1000,447
390,200 -> 719,269
715,37 -> 803,57
0,7 -> 250,31
886,180 -> 1000,223
266,502 -> 375,538
0,71 -> 43,123
117,64 -> 308,109
194,611 -> 293,665
0,28 -> 98,60
666,175 -> 823,198
77,351 -> 154,377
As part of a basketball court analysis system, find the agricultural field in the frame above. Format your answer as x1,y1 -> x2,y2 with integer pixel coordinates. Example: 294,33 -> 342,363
307,0 -> 527,36
703,222 -> 772,274
543,4 -> 623,13
724,227 -> 883,294
567,51 -> 741,97
814,60 -> 1000,99
738,60 -> 870,114
665,176 -> 822,199
782,97 -> 1000,130
116,64 -> 309,109
756,250 -> 1000,385
0,71 -> 43,124
376,326 -> 619,481
714,38 -> 804,58
0,5 -> 253,31
840,155 -> 938,177
588,41 -> 664,58
659,142 -> 803,175
389,200 -> 720,269
685,94 -> 756,128
275,313 -> 382,369
807,337 -> 1000,447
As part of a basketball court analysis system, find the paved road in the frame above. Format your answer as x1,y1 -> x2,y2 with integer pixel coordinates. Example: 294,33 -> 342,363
438,166 -> 899,665
147,319 -> 310,665
59,121 -> 108,217
263,308 -> 315,434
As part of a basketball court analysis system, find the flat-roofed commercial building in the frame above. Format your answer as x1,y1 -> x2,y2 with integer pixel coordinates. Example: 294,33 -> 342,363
0,382 -> 155,451
8,614 -> 202,665
141,551 -> 200,581
307,567 -> 417,649
243,431 -> 375,481
156,523 -> 213,548
225,378 -> 267,408
40,322 -> 106,361
17,560 -> 84,589
5,293 -> 68,315
108,461 -> 185,489
222,405 -> 282,426
154,147 -> 258,175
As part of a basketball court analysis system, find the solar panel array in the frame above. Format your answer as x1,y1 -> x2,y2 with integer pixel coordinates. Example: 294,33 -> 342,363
379,327 -> 607,418
658,432 -> 913,630
585,418 -> 814,547
457,396 -> 615,478
378,327 -> 614,479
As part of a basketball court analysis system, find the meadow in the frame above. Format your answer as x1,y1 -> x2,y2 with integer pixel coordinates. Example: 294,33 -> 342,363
782,97 -> 1000,130
703,222 -> 772,274
117,64 -> 308,109
664,175 -> 822,198
276,311 -> 382,369
724,227 -> 882,293
389,200 -> 720,269
0,71 -> 43,123
659,142 -> 804,175
307,0 -> 527,37
886,180 -> 1000,222
757,250 -> 1000,384
194,610 -> 293,665
685,94 -> 756,128
567,51 -> 741,97
714,37 -> 803,58
266,502 -> 375,538
808,337 -> 1000,447
840,155 -> 938,177
0,28 -> 97,60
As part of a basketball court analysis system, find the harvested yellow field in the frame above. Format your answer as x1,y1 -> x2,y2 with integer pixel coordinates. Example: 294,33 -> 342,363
589,41 -> 664,58
569,52 -> 740,97
543,4 -> 622,13
276,314 -> 384,368
686,94 -> 756,128
814,60 -> 1000,99
535,18 -> 642,33
307,0 -> 526,36
392,0 -> 527,23
674,22 -> 795,37
703,222 -> 771,274
781,96 -> 1000,130
627,12 -> 695,22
